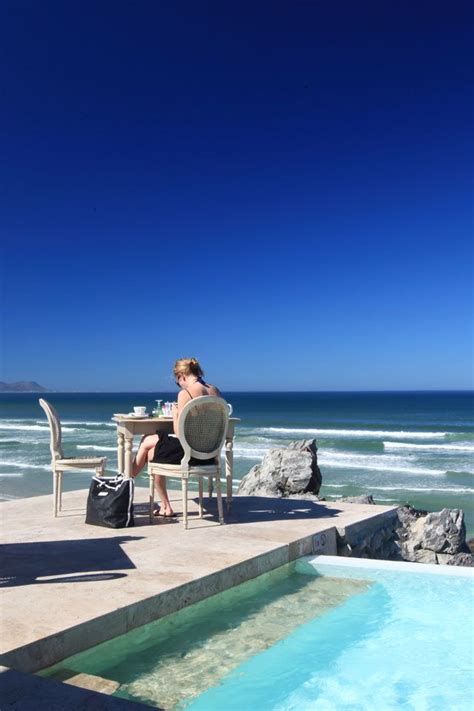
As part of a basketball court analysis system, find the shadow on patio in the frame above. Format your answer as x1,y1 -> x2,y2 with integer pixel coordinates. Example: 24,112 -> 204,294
0,535 -> 143,588
194,495 -> 342,525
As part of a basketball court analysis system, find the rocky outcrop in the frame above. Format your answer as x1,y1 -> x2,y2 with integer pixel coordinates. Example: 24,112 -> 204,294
237,444 -> 472,568
394,506 -> 473,565
337,503 -> 474,566
236,439 -> 322,498
422,509 -> 466,554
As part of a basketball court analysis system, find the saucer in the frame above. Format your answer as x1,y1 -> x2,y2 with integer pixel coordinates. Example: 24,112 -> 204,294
128,412 -> 149,418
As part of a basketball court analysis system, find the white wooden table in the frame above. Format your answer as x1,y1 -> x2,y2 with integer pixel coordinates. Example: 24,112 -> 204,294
112,415 -> 240,506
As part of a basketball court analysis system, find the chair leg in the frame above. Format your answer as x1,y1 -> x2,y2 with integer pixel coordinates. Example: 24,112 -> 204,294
208,476 -> 213,499
149,469 -> 155,523
215,470 -> 224,525
58,471 -> 63,512
198,477 -> 203,518
226,472 -> 232,513
53,470 -> 59,517
182,477 -> 188,529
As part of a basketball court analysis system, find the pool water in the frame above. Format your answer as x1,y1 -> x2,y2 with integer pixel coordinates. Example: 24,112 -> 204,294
41,557 -> 473,710
40,563 -> 369,708
188,558 -> 474,711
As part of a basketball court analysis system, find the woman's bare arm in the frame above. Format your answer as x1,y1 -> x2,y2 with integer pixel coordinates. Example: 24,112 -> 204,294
173,389 -> 192,434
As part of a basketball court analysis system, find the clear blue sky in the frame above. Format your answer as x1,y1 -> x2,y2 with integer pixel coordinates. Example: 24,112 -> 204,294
1,1 -> 472,391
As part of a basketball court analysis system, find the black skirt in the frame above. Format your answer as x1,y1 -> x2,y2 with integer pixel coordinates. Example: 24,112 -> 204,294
152,433 -> 215,466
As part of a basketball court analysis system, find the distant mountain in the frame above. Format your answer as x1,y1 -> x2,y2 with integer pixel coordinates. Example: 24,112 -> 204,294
0,381 -> 48,392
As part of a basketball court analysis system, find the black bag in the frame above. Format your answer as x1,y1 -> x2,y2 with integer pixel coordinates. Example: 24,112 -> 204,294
85,475 -> 135,528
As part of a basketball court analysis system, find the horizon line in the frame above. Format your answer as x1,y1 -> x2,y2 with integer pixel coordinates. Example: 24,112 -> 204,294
2,388 -> 473,395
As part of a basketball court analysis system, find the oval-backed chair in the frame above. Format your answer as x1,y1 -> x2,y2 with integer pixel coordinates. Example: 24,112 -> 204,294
39,398 -> 107,516
148,396 -> 229,529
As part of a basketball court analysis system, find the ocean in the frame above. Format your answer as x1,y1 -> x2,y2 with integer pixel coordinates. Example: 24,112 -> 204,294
1,391 -> 473,538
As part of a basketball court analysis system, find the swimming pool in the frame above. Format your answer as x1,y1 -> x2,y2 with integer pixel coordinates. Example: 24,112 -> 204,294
41,557 -> 473,710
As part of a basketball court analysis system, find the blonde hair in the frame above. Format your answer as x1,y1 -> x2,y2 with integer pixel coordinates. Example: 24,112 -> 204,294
173,357 -> 204,379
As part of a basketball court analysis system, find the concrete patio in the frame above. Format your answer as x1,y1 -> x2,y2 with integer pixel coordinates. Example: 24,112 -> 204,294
0,486 -> 398,678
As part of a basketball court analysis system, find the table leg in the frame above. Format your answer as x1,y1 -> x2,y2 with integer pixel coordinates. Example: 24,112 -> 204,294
117,432 -> 125,474
225,437 -> 233,511
124,436 -> 134,478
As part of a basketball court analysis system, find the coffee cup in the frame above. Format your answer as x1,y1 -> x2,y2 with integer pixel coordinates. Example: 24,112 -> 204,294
133,406 -> 147,416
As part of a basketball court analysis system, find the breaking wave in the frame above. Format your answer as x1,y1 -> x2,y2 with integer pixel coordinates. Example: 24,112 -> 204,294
323,484 -> 474,495
258,427 -> 449,440
76,445 -> 118,452
384,441 -> 474,453
0,423 -> 77,432
0,461 -> 51,471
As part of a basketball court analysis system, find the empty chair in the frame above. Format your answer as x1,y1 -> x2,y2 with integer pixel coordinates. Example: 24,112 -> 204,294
148,396 -> 229,529
39,398 -> 107,516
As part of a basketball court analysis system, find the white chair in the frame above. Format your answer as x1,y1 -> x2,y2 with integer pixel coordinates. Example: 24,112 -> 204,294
39,398 -> 107,516
148,396 -> 229,529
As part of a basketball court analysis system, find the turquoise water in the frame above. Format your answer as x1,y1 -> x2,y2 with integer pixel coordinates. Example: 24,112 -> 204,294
40,563 -> 370,708
187,560 -> 474,711
40,559 -> 473,710
1,391 -> 473,535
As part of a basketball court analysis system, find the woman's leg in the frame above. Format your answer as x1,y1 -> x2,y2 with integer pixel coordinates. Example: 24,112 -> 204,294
132,434 -> 158,477
135,434 -> 175,516
144,445 -> 175,516
153,474 -> 175,517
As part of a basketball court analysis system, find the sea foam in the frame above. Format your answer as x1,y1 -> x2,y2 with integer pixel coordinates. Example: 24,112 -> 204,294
384,441 -> 474,453
233,442 -> 272,459
318,450 -> 445,476
322,483 -> 474,494
0,461 -> 51,471
76,445 -> 118,452
257,427 -> 449,440
60,420 -> 116,428
0,423 -> 77,432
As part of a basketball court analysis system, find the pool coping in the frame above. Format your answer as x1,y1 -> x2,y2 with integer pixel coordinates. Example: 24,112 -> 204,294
306,554 -> 474,577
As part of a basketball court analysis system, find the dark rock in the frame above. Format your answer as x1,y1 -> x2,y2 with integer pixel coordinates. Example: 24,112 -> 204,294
421,508 -> 466,554
445,552 -> 474,567
397,505 -> 428,525
286,440 -> 323,493
339,495 -> 375,505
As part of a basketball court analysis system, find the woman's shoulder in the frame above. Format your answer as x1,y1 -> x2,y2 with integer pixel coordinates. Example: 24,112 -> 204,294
177,388 -> 191,403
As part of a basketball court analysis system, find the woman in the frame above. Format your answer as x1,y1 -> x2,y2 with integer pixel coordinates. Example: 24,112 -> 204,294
132,357 -> 221,517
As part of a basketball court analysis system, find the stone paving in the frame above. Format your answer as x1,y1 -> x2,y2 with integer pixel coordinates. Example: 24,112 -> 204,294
0,486 -> 397,679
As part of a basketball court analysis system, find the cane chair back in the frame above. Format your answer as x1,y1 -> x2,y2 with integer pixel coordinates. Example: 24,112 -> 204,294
149,396 -> 229,528
179,396 -> 228,461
